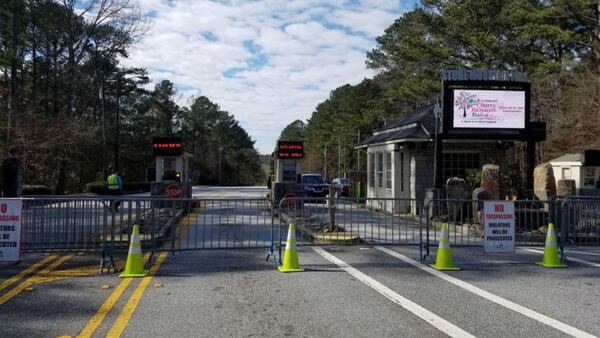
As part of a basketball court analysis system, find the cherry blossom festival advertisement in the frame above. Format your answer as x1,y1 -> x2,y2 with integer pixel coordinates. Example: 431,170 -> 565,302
453,89 -> 526,129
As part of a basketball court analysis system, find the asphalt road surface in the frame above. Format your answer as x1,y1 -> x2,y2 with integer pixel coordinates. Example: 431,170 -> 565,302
2,186 -> 600,338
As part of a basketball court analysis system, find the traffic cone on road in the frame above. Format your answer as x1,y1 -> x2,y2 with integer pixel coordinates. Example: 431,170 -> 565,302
119,225 -> 149,278
430,223 -> 460,271
536,223 -> 567,268
277,223 -> 304,273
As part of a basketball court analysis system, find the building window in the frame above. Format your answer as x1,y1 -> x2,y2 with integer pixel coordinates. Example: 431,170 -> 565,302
377,153 -> 384,188
163,157 -> 175,170
562,167 -> 572,179
385,153 -> 392,190
442,152 -> 481,182
584,167 -> 595,187
400,152 -> 404,192
369,153 -> 375,187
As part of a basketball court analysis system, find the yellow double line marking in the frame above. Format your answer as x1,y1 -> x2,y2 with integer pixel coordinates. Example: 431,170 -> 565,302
75,253 -> 149,338
105,251 -> 168,338
0,254 -> 57,292
89,214 -> 193,337
176,212 -> 200,248
76,251 -> 169,338
0,254 -> 73,305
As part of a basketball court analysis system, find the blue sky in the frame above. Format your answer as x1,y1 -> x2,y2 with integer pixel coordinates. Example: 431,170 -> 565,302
127,0 -> 417,153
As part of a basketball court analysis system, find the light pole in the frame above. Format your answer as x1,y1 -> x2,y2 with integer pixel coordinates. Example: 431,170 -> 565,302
102,72 -> 146,172
99,72 -> 108,177
115,75 -> 120,171
337,136 -> 341,178
323,144 -> 327,180
357,128 -> 361,172
101,72 -> 121,172
218,145 -> 223,184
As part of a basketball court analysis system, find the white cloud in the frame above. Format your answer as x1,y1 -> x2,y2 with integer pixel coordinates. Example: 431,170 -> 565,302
126,0 -> 412,153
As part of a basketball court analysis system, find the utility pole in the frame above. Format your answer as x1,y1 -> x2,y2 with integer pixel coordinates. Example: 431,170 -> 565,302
324,145 -> 327,179
357,128 -> 360,172
218,145 -> 223,184
338,136 -> 341,178
100,72 -> 107,176
114,74 -> 120,171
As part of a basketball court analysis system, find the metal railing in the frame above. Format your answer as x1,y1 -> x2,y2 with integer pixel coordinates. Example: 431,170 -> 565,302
277,197 -> 422,249
559,197 -> 600,247
19,197 -> 275,271
16,195 -> 600,270
421,199 -> 553,261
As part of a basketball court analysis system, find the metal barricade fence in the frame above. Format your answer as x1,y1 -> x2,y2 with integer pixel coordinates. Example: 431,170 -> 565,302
20,197 -> 276,270
422,199 -> 552,261
277,197 -> 422,251
560,198 -> 600,247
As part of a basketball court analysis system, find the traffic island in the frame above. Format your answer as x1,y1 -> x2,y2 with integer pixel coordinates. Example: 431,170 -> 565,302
311,231 -> 360,244
278,209 -> 361,244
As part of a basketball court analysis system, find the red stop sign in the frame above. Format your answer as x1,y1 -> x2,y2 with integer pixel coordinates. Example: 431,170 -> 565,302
166,184 -> 183,198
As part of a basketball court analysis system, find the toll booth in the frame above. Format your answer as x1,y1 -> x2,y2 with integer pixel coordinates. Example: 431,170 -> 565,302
150,137 -> 193,199
272,141 -> 304,208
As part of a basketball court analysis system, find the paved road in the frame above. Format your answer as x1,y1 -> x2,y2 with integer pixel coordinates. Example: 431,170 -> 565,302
2,186 -> 600,338
191,185 -> 268,199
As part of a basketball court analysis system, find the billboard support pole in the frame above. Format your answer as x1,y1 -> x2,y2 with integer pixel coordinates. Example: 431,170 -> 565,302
526,139 -> 535,190
434,102 -> 443,189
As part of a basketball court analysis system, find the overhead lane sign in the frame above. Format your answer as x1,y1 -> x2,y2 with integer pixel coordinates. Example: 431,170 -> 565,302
484,201 -> 515,253
0,199 -> 23,262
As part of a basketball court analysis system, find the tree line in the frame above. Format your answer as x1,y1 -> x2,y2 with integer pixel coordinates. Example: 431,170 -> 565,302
0,0 -> 263,193
279,0 -> 600,180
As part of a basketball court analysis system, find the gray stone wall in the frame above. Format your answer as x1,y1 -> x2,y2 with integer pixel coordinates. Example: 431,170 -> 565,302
411,141 -> 505,207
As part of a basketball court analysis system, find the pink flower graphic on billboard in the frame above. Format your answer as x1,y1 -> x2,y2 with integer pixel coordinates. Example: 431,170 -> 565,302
455,91 -> 478,117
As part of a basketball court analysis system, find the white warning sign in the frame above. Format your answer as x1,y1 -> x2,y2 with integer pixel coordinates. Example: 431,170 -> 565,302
0,199 -> 23,262
484,201 -> 515,253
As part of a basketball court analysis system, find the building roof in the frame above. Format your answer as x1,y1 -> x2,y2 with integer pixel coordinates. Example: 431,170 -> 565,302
549,153 -> 584,163
358,103 -> 437,147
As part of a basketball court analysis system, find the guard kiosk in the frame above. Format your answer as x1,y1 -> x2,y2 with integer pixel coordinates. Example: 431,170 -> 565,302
272,141 -> 304,208
151,137 -> 193,198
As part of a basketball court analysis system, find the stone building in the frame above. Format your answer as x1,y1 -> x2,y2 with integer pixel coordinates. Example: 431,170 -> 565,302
357,103 -> 505,214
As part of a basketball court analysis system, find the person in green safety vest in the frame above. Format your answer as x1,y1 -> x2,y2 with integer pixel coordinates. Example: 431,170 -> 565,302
106,169 -> 123,212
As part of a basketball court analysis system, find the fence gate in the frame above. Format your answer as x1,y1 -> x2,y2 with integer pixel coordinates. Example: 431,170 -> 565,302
559,197 -> 600,247
277,197 -> 422,252
20,197 -> 275,271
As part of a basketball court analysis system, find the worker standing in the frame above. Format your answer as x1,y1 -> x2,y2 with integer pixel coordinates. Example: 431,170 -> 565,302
106,169 -> 123,212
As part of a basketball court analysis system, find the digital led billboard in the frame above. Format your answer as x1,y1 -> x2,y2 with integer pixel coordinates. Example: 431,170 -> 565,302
153,137 -> 183,156
442,80 -> 531,139
453,89 -> 526,129
277,141 -> 304,159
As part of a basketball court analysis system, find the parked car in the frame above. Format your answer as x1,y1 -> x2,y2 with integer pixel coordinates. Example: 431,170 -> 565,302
301,174 -> 329,199
331,177 -> 352,197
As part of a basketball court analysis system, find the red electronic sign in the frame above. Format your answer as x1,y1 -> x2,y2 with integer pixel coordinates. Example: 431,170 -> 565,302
153,137 -> 183,156
277,141 -> 304,159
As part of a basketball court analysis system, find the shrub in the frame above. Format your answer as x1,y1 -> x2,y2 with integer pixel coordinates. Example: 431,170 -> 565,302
84,181 -> 151,194
23,185 -> 52,195
85,181 -> 105,194
123,181 -> 151,193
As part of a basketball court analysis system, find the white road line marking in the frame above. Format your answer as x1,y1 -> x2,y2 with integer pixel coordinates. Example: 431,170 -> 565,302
523,248 -> 600,268
312,247 -> 476,338
565,250 -> 600,257
376,246 -> 597,338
